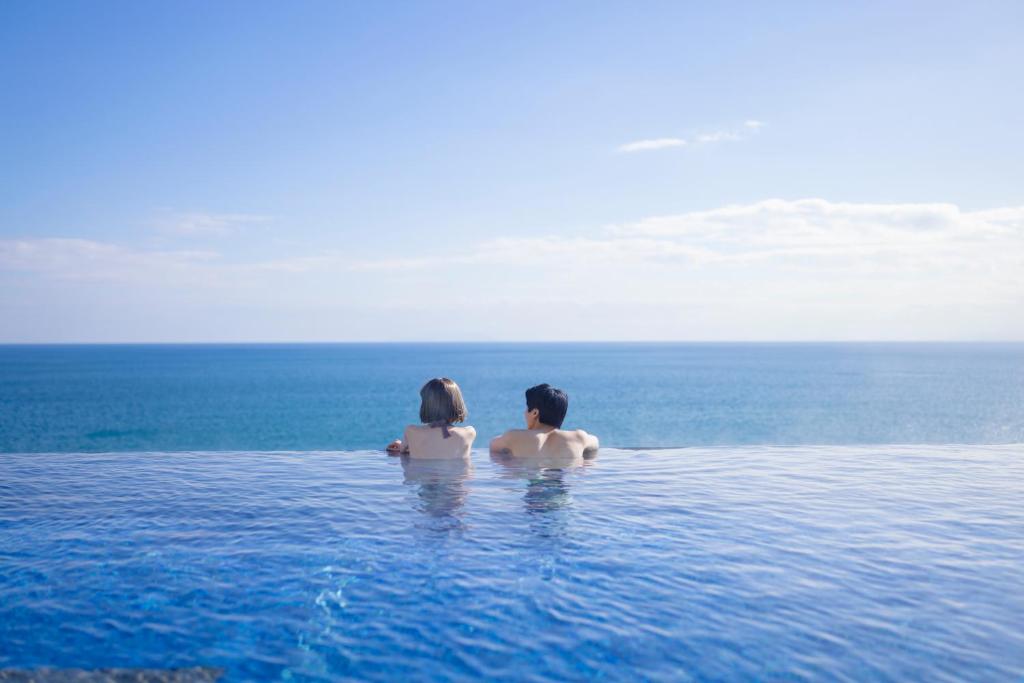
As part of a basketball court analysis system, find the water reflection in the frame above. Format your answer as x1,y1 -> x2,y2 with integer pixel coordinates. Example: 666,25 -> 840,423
490,451 -> 596,538
400,456 -> 473,529
523,469 -> 572,515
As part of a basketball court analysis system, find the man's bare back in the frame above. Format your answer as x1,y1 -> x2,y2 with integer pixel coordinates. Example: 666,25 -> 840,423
490,427 -> 598,460
489,383 -> 599,460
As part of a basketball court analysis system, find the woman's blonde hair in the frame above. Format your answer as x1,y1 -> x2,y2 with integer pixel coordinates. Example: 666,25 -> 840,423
419,377 -> 468,424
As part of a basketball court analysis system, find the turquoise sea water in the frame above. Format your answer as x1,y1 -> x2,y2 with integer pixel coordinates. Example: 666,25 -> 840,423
2,343 -> 1023,451
2,344 -> 1023,680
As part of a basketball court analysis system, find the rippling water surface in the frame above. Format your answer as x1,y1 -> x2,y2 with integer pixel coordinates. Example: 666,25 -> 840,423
2,446 -> 1022,681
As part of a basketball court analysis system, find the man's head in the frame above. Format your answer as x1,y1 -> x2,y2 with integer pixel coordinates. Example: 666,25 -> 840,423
524,383 -> 568,429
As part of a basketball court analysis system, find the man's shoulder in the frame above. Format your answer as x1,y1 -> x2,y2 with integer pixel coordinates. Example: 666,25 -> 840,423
554,428 -> 589,440
557,429 -> 598,451
493,429 -> 537,446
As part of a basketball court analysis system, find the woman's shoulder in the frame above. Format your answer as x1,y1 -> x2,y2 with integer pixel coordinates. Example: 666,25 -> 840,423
406,423 -> 474,436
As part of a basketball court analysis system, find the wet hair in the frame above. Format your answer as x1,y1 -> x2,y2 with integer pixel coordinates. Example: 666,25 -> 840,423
525,383 -> 568,428
419,377 -> 468,424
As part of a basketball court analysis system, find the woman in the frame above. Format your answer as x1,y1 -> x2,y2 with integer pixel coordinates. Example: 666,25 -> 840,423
386,377 -> 475,458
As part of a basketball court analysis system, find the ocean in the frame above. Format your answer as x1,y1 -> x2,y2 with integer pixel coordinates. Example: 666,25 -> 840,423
2,343 -> 1023,681
2,342 -> 1023,452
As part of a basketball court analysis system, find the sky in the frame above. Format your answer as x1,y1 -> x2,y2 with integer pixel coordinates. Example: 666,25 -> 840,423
1,0 -> 1022,342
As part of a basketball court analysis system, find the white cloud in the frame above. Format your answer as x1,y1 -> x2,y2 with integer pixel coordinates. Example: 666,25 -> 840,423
607,199 -> 1021,258
344,199 -> 1024,272
692,120 -> 765,145
3,199 -> 1023,341
618,119 -> 764,152
0,238 -> 219,282
617,138 -> 687,153
155,211 -> 272,236
694,131 -> 741,143
6,200 -> 1022,278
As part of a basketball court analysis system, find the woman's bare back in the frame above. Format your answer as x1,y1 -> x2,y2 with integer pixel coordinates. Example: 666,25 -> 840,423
402,424 -> 475,459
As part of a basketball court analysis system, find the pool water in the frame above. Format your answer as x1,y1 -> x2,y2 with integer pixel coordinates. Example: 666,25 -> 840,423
1,446 -> 1022,681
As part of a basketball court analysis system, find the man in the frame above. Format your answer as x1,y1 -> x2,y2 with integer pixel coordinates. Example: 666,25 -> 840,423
489,383 -> 599,459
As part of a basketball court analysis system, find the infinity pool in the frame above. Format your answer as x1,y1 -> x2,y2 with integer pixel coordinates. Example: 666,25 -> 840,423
2,447 -> 1022,681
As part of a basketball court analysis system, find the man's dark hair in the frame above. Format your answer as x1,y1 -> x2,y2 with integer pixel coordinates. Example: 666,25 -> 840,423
525,383 -> 568,428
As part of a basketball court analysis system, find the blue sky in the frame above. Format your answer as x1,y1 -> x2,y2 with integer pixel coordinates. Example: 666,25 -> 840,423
1,1 -> 1022,341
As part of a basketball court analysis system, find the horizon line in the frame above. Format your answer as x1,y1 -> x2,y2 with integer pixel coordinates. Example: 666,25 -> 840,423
2,340 -> 1023,346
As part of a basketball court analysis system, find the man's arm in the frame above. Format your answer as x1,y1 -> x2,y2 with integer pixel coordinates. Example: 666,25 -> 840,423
580,430 -> 599,456
489,431 -> 513,454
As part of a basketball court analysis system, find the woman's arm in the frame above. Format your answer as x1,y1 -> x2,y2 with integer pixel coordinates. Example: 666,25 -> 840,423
386,427 -> 412,455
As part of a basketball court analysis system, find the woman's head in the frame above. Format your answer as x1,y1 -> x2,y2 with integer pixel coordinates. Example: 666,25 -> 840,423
419,377 -> 468,424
